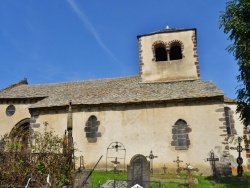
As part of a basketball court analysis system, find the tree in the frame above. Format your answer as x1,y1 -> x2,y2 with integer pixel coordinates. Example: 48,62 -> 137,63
220,0 -> 250,126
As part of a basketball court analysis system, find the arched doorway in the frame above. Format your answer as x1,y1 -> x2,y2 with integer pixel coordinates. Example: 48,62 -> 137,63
9,118 -> 30,152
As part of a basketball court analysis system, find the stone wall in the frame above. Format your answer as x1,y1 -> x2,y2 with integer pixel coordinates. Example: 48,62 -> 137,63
31,100 -> 237,175
139,30 -> 199,83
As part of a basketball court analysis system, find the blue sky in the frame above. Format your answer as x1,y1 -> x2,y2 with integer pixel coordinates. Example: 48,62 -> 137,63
0,0 -> 238,98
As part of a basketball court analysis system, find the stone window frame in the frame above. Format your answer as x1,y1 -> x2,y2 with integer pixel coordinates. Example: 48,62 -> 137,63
171,119 -> 191,150
152,40 -> 169,61
168,40 -> 184,60
6,104 -> 16,117
152,40 -> 184,62
8,118 -> 30,152
84,115 -> 101,143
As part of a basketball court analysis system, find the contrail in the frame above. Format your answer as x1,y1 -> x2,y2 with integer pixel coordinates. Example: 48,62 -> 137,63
66,0 -> 121,64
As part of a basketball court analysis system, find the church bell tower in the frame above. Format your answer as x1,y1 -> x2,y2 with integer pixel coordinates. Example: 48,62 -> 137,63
137,28 -> 200,83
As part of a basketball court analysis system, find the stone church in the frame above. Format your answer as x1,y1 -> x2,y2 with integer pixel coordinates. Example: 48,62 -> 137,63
0,28 -> 248,174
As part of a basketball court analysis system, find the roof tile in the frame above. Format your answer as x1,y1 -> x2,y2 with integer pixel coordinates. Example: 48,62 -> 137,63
0,76 -> 224,108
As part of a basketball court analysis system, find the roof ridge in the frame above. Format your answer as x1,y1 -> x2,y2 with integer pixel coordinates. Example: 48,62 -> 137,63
2,78 -> 28,91
28,75 -> 140,86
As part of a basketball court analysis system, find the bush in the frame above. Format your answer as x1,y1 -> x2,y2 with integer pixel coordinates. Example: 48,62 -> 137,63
0,129 -> 74,187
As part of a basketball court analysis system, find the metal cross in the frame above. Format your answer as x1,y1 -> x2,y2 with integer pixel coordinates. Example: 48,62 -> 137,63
111,157 -> 120,173
173,156 -> 183,168
177,163 -> 199,188
230,137 -> 248,177
112,141 -> 122,152
162,165 -> 167,174
146,150 -> 158,174
206,150 -> 219,179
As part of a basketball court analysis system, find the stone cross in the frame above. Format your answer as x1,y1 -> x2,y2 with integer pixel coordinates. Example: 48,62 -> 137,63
230,137 -> 248,177
67,100 -> 73,148
146,150 -> 158,174
206,150 -> 219,179
78,155 -> 85,172
162,165 -> 167,174
112,141 -> 122,152
111,157 -> 120,173
173,156 -> 183,168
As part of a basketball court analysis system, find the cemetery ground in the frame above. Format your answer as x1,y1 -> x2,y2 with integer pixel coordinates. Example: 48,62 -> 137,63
91,170 -> 250,188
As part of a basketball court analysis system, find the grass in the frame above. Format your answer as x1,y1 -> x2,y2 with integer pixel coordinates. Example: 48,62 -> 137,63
90,170 -> 250,188
90,170 -> 127,187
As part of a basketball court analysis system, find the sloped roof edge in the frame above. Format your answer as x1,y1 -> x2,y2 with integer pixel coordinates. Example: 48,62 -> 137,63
224,96 -> 237,103
1,78 -> 28,91
137,28 -> 196,39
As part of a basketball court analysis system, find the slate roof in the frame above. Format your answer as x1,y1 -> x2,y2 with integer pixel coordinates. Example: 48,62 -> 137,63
0,75 -> 224,109
224,96 -> 237,103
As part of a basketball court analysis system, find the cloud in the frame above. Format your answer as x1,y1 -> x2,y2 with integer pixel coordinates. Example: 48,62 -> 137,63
66,0 -> 121,64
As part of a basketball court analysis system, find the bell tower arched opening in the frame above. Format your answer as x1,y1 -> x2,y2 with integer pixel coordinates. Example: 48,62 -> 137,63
170,45 -> 182,60
155,46 -> 167,61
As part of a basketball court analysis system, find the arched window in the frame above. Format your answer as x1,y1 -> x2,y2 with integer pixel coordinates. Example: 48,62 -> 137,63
171,119 -> 191,150
84,115 -> 101,143
170,45 -> 182,60
224,107 -> 233,135
155,46 -> 167,61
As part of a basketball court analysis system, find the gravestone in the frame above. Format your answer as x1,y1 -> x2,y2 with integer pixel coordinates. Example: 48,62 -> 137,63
74,156 -> 90,188
75,155 -> 102,188
73,170 -> 91,188
127,154 -> 150,188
